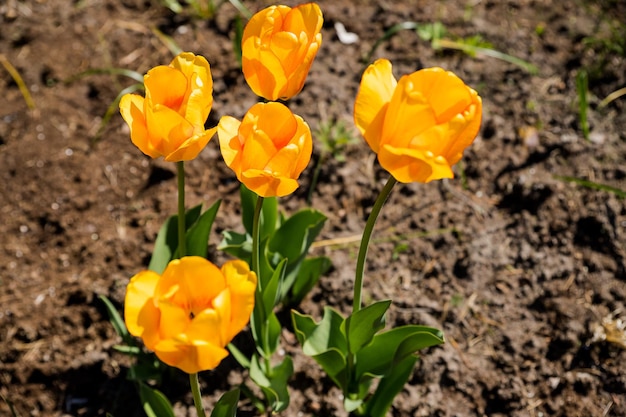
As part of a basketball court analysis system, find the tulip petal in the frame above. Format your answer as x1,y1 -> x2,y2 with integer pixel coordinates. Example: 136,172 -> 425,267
221,260 -> 257,341
157,257 -> 226,315
379,144 -> 454,183
254,102 -> 297,148
441,94 -> 482,165
241,169 -> 299,197
144,66 -> 188,112
124,270 -> 161,349
218,115 -> 243,170
286,3 -> 323,41
154,338 -> 228,374
119,94 -> 161,159
354,59 -> 397,153
146,104 -> 195,157
411,67 -> 475,124
165,126 -> 217,162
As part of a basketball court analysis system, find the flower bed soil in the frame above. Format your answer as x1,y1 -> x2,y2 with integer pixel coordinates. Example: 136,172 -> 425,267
1,0 -> 625,416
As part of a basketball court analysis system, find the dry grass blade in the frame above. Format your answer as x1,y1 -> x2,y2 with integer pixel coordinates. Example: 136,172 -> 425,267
0,53 -> 35,110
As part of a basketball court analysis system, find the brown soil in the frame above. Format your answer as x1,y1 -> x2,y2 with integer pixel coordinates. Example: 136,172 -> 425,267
1,0 -> 625,416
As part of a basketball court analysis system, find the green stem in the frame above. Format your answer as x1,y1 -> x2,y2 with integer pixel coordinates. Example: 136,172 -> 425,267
251,195 -> 273,375
352,175 -> 397,312
190,373 -> 207,417
176,161 -> 187,258
251,195 -> 264,277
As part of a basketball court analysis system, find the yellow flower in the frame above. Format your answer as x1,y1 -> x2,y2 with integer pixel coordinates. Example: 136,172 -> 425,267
124,257 -> 257,374
242,3 -> 323,101
218,102 -> 312,198
119,52 -> 216,162
354,59 -> 482,183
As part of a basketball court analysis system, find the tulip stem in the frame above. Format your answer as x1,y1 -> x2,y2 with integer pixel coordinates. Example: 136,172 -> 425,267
353,175 -> 397,312
252,195 -> 264,277
251,195 -> 273,376
176,161 -> 187,258
190,372 -> 207,417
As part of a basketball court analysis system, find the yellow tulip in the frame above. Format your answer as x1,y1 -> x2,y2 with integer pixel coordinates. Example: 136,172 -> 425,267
218,102 -> 312,198
119,52 -> 216,162
124,257 -> 257,374
354,59 -> 482,183
242,3 -> 323,101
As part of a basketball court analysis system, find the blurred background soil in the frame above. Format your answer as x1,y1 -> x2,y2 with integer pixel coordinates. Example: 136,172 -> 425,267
1,0 -> 625,416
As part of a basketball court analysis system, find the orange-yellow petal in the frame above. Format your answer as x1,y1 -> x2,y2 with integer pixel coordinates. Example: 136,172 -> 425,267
119,94 -> 161,159
124,270 -> 161,348
156,256 -> 226,315
218,115 -> 243,171
165,126 -> 217,162
354,59 -> 397,153
154,338 -> 228,374
144,66 -> 188,112
379,144 -> 454,183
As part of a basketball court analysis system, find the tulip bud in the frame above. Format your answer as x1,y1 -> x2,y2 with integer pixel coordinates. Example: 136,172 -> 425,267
354,59 -> 482,183
218,102 -> 312,197
119,52 -> 216,162
242,3 -> 323,101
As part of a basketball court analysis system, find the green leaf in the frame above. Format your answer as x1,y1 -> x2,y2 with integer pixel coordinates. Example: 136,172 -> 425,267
355,325 -> 444,381
343,300 -> 391,355
249,355 -> 293,412
287,256 -> 332,305
112,345 -> 141,355
218,231 -> 252,261
267,209 -> 326,301
138,382 -> 176,417
210,388 -> 240,417
261,259 -> 287,313
183,200 -> 221,258
227,342 -> 251,369
292,308 -> 349,389
363,354 -> 419,417
98,295 -> 133,345
149,204 -> 202,274
268,209 -> 326,267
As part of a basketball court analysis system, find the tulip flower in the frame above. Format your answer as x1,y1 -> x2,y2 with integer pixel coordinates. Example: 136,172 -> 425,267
242,3 -> 323,101
124,257 -> 257,374
119,52 -> 216,162
354,59 -> 482,183
218,102 -> 312,197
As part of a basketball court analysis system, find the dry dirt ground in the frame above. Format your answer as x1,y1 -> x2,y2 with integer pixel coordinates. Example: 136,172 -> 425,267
1,0 -> 625,416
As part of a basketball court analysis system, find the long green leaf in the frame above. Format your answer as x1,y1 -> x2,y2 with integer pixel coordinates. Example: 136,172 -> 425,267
210,388 -> 240,417
363,355 -> 419,417
343,300 -> 391,355
249,355 -> 293,412
288,256 -> 332,305
149,204 -> 202,273
98,295 -> 133,345
355,325 -> 444,380
184,200 -> 221,258
138,382 -> 176,417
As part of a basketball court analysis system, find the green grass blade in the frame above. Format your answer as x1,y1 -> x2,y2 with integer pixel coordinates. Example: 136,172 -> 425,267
364,21 -> 419,64
229,0 -> 252,19
64,68 -> 144,84
93,83 -> 144,144
554,175 -> 626,198
435,39 -> 538,74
